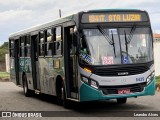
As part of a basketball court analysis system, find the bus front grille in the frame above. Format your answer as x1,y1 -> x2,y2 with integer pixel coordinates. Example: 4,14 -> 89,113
99,82 -> 146,95
93,65 -> 149,76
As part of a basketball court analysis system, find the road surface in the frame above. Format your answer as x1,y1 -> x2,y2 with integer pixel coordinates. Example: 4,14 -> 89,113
0,82 -> 160,120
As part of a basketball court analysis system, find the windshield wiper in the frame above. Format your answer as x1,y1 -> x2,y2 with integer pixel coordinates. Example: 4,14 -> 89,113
127,25 -> 136,44
111,30 -> 116,57
124,30 -> 128,57
97,25 -> 113,45
97,25 -> 116,57
124,25 -> 136,58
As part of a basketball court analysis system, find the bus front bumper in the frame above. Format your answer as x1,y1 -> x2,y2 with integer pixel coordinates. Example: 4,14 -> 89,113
80,79 -> 155,102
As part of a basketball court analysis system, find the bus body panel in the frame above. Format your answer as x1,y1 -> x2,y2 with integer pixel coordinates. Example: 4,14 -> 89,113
38,56 -> 65,95
79,79 -> 155,102
19,57 -> 24,85
90,66 -> 154,86
39,57 -> 54,95
19,57 -> 34,90
78,64 -> 155,102
25,58 -> 34,90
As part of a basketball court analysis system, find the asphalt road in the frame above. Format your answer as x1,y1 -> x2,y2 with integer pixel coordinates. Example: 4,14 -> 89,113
0,82 -> 160,120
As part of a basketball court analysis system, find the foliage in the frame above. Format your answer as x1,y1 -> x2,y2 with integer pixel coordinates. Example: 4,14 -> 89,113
0,42 -> 9,62
156,77 -> 160,84
155,75 -> 160,89
155,75 -> 160,80
0,72 -> 10,79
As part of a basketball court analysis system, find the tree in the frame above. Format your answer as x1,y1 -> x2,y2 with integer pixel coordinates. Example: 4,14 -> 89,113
0,42 -> 9,62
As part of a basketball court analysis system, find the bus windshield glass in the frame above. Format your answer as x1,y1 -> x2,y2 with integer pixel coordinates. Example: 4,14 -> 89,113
79,27 -> 153,65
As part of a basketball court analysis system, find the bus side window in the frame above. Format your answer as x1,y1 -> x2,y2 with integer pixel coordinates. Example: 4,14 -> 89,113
55,41 -> 61,55
47,42 -> 53,56
45,29 -> 54,56
9,39 -> 14,57
26,35 -> 31,57
39,31 -> 45,56
20,36 -> 25,57
54,26 -> 62,56
10,49 -> 14,57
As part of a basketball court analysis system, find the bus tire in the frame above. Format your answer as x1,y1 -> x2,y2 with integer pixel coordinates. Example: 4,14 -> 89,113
23,75 -> 32,97
56,79 -> 63,105
117,98 -> 127,104
56,79 -> 71,108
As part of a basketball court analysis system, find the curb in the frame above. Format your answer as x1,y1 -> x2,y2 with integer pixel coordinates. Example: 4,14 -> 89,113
0,78 -> 10,82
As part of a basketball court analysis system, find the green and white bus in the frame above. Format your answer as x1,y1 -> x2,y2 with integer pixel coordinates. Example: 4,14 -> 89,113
9,9 -> 155,108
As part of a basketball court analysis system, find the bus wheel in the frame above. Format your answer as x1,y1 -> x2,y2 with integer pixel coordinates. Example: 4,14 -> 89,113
56,80 -> 71,108
23,75 -> 32,97
56,80 -> 63,104
117,98 -> 127,104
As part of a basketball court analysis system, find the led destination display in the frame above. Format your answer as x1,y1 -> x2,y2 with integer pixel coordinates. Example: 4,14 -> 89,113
81,12 -> 148,23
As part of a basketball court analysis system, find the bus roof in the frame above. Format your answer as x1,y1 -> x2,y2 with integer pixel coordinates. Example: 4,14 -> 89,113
9,14 -> 75,38
9,9 -> 146,38
86,9 -> 145,12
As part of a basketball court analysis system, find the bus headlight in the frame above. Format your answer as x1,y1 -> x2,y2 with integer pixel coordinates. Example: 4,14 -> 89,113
90,80 -> 98,89
81,75 -> 99,89
82,76 -> 89,83
146,72 -> 155,85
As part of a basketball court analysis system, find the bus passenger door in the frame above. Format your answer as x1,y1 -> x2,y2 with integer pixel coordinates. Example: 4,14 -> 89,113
64,26 -> 78,99
31,35 -> 40,90
14,39 -> 20,85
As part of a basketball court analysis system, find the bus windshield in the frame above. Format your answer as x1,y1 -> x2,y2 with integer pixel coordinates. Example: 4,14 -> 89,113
79,27 -> 153,65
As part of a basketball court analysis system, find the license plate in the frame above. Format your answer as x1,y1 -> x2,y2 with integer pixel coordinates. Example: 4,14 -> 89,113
118,89 -> 131,94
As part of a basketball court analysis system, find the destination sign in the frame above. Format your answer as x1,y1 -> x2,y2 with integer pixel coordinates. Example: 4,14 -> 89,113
81,12 -> 148,23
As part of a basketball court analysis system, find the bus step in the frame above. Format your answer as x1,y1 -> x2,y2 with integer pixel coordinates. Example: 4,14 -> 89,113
67,98 -> 79,102
17,85 -> 22,87
35,90 -> 40,94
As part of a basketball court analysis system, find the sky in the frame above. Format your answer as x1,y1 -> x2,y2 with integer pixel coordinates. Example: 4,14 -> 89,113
0,0 -> 160,45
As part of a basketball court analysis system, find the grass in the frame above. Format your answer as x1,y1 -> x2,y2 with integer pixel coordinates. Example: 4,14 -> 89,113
0,72 -> 10,79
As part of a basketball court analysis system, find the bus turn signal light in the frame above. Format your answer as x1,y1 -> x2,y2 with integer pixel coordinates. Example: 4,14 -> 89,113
84,68 -> 92,73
